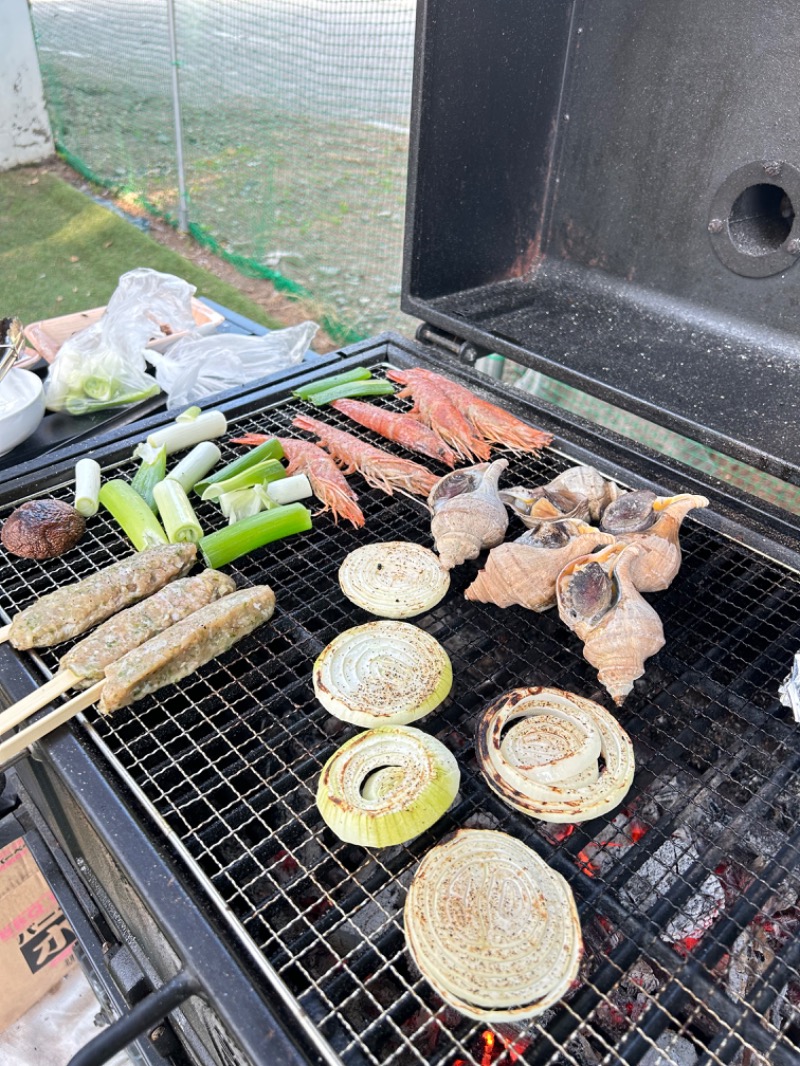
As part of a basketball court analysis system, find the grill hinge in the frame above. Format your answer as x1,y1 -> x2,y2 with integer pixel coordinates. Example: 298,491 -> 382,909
415,322 -> 490,365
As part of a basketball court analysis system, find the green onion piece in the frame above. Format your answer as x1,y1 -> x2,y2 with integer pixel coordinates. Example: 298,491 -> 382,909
292,367 -> 372,400
64,381 -> 160,416
194,438 -> 285,496
176,405 -> 203,423
152,479 -> 204,544
74,458 -> 102,517
308,380 -> 395,406
266,473 -> 312,506
99,480 -> 169,551
146,410 -> 228,455
83,374 -> 114,401
200,458 -> 286,502
130,442 -> 167,513
166,441 -> 222,493
218,487 -> 267,524
199,503 -> 312,568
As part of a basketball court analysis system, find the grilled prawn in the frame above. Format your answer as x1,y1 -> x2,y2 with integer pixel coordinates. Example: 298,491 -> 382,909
330,398 -> 457,467
230,434 -> 365,528
385,368 -> 491,462
293,415 -> 438,498
390,367 -> 553,455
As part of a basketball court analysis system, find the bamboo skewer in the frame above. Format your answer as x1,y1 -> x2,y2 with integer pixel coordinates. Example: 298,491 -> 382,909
0,584 -> 277,766
0,671 -> 79,737
0,681 -> 105,765
0,570 -> 239,741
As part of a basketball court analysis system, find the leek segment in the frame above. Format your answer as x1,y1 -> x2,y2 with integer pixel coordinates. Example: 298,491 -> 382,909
292,367 -> 372,400
313,620 -> 452,727
131,442 -> 167,513
198,503 -> 312,567
194,438 -> 284,497
200,458 -> 286,501
308,380 -> 395,406
98,480 -> 169,551
153,479 -> 204,544
74,458 -> 101,517
316,726 -> 459,848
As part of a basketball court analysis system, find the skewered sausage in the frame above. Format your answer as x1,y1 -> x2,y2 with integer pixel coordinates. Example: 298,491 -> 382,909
60,570 -> 237,687
7,543 -> 197,650
98,584 -> 276,714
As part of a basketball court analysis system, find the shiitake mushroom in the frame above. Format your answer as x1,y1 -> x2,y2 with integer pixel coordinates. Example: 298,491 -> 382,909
1,500 -> 86,559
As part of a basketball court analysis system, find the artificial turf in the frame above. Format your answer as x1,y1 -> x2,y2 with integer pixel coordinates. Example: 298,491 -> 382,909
0,168 -> 279,327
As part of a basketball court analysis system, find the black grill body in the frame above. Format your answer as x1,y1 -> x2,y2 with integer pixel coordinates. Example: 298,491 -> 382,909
2,334 -> 800,1066
5,2 -> 800,1063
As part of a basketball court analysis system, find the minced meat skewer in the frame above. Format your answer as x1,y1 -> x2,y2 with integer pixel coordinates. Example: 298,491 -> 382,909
61,570 -> 237,688
98,584 -> 276,714
5,543 -> 197,650
0,585 -> 277,765
0,570 -> 237,738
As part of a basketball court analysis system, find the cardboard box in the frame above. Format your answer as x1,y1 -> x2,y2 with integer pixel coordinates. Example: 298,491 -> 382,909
0,836 -> 76,1031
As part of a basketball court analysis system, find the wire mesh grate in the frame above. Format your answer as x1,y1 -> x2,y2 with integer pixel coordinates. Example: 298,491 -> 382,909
2,365 -> 800,1066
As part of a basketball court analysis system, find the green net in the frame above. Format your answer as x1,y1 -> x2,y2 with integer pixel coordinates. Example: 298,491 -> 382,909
30,0 -> 417,342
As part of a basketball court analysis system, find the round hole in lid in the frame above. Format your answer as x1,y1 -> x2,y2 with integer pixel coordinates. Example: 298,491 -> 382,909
728,183 -> 794,256
708,162 -> 800,277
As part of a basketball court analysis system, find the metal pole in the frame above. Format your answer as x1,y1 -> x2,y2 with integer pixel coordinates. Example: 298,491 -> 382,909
165,0 -> 189,232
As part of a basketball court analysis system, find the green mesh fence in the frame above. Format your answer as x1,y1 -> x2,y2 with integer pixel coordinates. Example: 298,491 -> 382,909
30,0 -> 417,343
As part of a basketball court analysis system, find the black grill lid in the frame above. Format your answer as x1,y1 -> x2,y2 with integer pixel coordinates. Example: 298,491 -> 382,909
402,0 -> 800,483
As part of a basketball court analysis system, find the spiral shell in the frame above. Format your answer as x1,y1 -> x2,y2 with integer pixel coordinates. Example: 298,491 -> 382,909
428,458 -> 509,569
501,465 -> 622,526
556,542 -> 665,705
465,520 -> 616,612
600,492 -> 709,592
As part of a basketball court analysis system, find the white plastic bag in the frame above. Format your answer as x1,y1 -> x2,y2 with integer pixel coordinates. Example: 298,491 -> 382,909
149,320 -> 319,409
43,269 -> 198,415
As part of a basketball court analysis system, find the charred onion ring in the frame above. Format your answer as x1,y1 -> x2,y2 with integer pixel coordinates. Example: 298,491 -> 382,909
475,687 -> 634,822
404,828 -> 582,1021
338,541 -> 450,618
313,620 -> 452,727
316,725 -> 460,847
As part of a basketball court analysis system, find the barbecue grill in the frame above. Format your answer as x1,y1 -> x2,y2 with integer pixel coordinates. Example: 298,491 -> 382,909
3,2 -> 800,1065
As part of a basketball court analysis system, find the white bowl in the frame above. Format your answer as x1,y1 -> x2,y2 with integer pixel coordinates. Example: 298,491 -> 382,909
0,368 -> 45,457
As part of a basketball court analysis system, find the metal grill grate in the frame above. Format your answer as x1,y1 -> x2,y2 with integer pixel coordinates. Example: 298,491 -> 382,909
2,366 -> 800,1066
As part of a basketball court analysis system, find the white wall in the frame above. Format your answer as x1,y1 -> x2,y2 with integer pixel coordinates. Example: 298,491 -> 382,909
0,0 -> 53,169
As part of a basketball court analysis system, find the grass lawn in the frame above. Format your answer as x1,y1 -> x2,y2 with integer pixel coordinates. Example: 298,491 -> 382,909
0,168 -> 281,327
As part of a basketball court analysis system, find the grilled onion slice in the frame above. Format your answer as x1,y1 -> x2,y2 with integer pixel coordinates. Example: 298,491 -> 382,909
316,726 -> 460,847
338,541 -> 450,618
404,828 -> 582,1021
476,687 -> 634,822
313,620 -> 452,727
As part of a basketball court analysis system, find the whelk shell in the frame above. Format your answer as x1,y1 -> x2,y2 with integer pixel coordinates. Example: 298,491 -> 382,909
556,542 -> 665,705
501,465 -> 622,526
465,518 -> 616,612
600,491 -> 709,592
428,457 -> 509,569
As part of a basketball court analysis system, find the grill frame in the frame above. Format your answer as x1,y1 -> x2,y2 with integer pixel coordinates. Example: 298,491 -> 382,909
2,333 -> 800,1066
